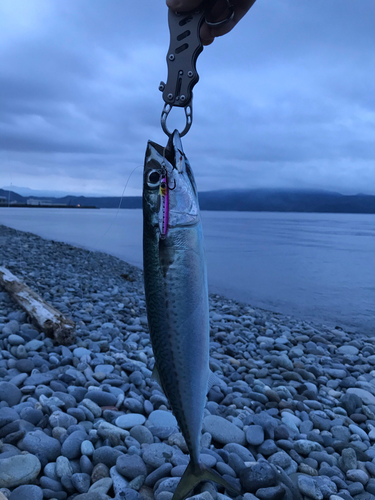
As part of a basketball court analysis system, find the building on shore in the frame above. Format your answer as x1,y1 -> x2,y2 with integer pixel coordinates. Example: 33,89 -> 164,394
0,196 -> 7,205
26,199 -> 68,207
27,198 -> 52,206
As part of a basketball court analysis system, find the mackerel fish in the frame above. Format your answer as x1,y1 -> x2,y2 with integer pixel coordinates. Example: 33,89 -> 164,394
143,130 -> 238,500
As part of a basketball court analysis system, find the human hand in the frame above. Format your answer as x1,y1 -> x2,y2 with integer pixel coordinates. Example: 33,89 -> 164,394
166,0 -> 256,45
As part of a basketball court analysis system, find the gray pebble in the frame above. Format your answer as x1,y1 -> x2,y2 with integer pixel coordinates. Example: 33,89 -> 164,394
0,382 -> 22,406
81,455 -> 94,476
81,440 -> 95,456
255,484 -> 286,500
40,475 -> 64,492
72,473 -> 91,493
202,415 -> 246,446
116,414 -> 146,429
216,461 -> 236,478
268,450 -> 292,469
0,454 -> 41,488
49,410 -> 77,429
44,462 -> 58,481
9,485 -> 43,500
258,439 -> 278,456
145,463 -> 173,487
110,465 -> 129,495
294,439 -> 322,455
93,446 -> 124,468
116,454 -> 148,480
88,477 -> 113,495
56,456 -> 73,478
246,424 -> 265,446
19,407 -> 43,425
147,410 -> 178,428
14,358 -> 34,373
297,475 -> 323,500
91,463 -> 110,483
142,443 -> 176,468
20,430 -> 61,467
85,391 -> 117,407
240,462 -> 277,493
339,448 -> 358,472
61,430 -> 87,459
130,425 -> 154,445
346,469 -> 369,485
347,482 -> 364,496
0,407 -> 19,427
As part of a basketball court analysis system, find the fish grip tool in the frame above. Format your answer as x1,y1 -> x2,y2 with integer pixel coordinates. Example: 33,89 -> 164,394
160,1 -> 235,138
160,7 -> 205,138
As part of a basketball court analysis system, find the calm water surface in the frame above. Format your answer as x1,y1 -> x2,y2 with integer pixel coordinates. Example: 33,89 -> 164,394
0,208 -> 374,333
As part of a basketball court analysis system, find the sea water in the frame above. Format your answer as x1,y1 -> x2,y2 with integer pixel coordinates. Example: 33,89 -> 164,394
0,208 -> 374,333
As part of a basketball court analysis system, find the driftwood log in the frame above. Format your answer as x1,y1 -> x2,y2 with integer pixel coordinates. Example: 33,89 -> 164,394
0,266 -> 76,345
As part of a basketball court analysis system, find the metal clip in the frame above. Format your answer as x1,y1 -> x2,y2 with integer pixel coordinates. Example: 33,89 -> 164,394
161,103 -> 192,138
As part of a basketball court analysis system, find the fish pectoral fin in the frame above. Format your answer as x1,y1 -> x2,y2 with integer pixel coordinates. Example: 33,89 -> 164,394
172,460 -> 241,500
207,369 -> 226,394
151,364 -> 163,388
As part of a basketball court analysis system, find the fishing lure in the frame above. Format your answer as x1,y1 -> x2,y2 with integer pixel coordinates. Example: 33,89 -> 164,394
158,170 -> 169,239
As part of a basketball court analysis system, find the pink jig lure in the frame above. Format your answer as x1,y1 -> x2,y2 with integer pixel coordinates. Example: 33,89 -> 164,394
158,173 -> 169,239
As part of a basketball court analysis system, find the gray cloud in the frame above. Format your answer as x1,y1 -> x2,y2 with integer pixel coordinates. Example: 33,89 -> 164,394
0,0 -> 374,195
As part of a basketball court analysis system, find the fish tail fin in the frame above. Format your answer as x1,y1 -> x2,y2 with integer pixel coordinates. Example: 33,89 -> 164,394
172,460 -> 241,500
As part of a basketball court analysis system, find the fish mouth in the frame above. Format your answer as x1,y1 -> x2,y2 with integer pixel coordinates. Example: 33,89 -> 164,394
144,130 -> 199,231
145,140 -> 172,169
144,130 -> 197,195
145,131 -> 187,171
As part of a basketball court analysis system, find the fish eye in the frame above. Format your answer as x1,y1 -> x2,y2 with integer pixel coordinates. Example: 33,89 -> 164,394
147,170 -> 161,187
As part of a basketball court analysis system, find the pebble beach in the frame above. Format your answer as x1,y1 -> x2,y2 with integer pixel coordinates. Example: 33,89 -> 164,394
1,224 -> 375,500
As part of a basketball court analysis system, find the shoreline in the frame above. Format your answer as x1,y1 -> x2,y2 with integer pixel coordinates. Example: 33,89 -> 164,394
1,224 -> 375,500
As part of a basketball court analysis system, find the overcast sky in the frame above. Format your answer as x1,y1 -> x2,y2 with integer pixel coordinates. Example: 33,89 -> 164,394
0,0 -> 374,196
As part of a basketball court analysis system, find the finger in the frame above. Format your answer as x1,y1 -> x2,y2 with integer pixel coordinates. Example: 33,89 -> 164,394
166,0 -> 203,11
201,0 -> 256,41
205,0 -> 232,24
200,23 -> 215,45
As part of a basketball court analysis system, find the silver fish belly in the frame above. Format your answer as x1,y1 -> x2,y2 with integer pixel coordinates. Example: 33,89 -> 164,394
143,130 -> 238,500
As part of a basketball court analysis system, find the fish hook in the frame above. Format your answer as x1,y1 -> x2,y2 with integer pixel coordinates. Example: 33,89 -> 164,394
168,178 -> 177,190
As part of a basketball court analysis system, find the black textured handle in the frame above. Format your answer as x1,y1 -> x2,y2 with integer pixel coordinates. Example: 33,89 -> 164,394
161,8 -> 205,108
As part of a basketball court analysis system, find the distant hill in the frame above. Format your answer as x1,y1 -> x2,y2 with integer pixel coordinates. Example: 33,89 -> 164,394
0,189 -> 25,203
198,189 -> 375,213
1,188 -> 375,213
1,186 -> 90,198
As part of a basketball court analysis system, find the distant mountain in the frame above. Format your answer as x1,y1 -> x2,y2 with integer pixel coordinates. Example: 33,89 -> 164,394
0,189 -> 25,203
2,186 -> 100,198
198,188 -> 375,213
2,187 -> 375,213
